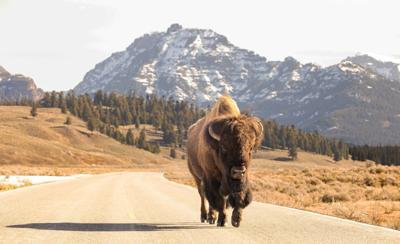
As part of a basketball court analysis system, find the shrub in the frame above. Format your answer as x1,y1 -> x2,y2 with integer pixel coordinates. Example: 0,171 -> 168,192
393,219 -> 400,230
363,176 -> 375,187
170,148 -> 177,159
30,102 -> 38,117
65,116 -> 72,125
321,193 -> 350,203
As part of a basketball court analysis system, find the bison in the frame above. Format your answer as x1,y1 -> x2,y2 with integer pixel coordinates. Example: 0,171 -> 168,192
187,96 -> 263,227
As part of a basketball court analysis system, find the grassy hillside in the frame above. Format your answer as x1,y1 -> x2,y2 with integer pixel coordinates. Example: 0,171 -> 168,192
0,106 -> 180,175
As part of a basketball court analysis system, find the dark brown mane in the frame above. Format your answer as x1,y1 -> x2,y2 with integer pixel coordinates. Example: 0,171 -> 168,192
205,115 -> 263,151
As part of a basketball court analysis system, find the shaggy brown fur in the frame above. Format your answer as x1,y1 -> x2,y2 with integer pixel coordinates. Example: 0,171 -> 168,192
187,96 -> 263,227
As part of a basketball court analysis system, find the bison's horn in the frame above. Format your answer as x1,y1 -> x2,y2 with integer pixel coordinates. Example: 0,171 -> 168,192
256,120 -> 263,134
208,124 -> 221,141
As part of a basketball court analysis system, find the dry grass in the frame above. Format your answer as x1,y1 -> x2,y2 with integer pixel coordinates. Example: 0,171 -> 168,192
165,149 -> 400,230
0,178 -> 32,191
1,106 -> 400,230
0,184 -> 19,191
0,106 -> 178,171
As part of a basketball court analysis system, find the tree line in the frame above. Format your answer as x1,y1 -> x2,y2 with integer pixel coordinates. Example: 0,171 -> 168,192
37,90 -> 350,162
39,90 -> 205,153
349,145 -> 400,166
2,90 -> 400,165
261,120 -> 349,161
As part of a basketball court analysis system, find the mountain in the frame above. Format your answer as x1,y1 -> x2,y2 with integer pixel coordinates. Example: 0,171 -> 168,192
0,66 -> 43,101
0,65 -> 11,79
74,24 -> 400,145
344,54 -> 400,82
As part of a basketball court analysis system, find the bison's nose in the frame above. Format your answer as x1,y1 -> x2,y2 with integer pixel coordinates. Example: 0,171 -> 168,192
230,166 -> 246,180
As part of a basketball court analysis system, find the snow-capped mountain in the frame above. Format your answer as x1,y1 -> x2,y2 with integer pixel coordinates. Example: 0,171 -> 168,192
74,24 -> 400,145
344,54 -> 400,82
75,23 -> 271,104
0,66 -> 43,101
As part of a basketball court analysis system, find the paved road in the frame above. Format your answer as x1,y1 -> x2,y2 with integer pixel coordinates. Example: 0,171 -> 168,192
0,172 -> 399,243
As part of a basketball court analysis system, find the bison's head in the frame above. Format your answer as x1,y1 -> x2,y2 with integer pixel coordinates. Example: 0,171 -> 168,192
206,115 -> 264,193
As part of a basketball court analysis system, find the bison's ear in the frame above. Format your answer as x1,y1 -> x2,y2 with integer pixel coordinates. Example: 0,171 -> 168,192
248,117 -> 264,146
205,117 -> 227,149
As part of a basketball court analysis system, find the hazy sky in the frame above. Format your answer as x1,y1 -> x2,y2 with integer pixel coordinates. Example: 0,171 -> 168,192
0,0 -> 399,91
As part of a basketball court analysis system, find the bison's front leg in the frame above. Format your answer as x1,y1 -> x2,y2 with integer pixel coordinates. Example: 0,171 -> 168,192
231,207 -> 242,228
204,178 -> 228,227
228,187 -> 252,227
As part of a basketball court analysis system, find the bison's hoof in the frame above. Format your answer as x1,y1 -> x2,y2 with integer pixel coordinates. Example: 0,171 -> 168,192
217,213 -> 226,227
231,209 -> 242,228
217,216 -> 226,227
231,219 -> 240,228
217,221 -> 226,227
207,211 -> 216,224
201,213 -> 207,223
207,216 -> 216,224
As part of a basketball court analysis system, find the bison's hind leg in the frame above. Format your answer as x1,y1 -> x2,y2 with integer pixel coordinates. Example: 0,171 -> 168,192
194,179 -> 208,223
207,206 -> 217,224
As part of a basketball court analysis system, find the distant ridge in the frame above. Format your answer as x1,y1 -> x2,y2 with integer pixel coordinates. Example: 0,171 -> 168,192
0,66 -> 43,101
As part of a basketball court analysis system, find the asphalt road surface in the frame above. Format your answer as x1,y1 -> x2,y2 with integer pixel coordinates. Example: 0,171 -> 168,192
0,172 -> 399,243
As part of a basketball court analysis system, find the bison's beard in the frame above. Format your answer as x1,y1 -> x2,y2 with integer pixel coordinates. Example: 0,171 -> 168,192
227,167 -> 252,209
229,178 -> 246,193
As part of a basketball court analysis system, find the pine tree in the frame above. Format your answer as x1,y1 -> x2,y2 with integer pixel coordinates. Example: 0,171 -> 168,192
30,102 -> 38,117
42,92 -> 52,107
58,92 -> 65,108
65,116 -> 72,125
333,141 -> 343,161
69,94 -> 79,116
87,117 -> 99,133
126,129 -> 135,145
135,117 -> 140,129
137,129 -> 147,149
333,149 -> 342,161
61,101 -> 67,114
50,91 -> 58,107
81,101 -> 92,121
152,143 -> 161,154
94,90 -> 103,105
288,145 -> 297,160
163,125 -> 177,145
170,147 -> 177,159
113,130 -> 125,143
152,111 -> 162,130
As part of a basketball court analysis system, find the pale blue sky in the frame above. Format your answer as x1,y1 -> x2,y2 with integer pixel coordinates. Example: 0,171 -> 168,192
0,0 -> 399,91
